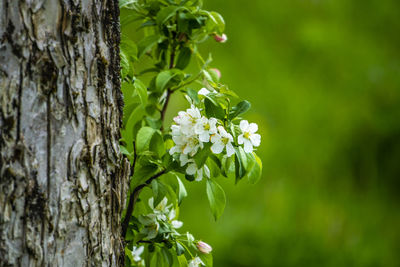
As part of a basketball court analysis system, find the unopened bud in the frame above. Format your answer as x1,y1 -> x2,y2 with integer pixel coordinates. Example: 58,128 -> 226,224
213,33 -> 227,43
196,241 -> 212,254
209,68 -> 221,80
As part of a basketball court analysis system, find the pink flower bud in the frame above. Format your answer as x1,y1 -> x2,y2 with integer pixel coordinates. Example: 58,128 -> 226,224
213,33 -> 227,43
196,241 -> 212,254
209,68 -> 221,79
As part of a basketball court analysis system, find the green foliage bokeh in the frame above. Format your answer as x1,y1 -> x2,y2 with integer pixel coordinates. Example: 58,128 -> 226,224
123,0 -> 400,266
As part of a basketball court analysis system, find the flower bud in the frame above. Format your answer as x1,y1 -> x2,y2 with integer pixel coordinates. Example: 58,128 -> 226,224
213,33 -> 227,43
209,68 -> 221,80
196,241 -> 212,254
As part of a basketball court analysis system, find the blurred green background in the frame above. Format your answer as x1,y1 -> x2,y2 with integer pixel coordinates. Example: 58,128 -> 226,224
172,0 -> 400,266
124,0 -> 400,266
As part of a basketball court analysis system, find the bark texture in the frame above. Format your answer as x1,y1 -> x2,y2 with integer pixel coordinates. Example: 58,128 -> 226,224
0,0 -> 129,266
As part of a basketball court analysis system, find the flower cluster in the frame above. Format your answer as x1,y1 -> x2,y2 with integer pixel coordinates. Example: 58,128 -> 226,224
131,196 -> 213,266
138,197 -> 183,240
169,103 -> 261,180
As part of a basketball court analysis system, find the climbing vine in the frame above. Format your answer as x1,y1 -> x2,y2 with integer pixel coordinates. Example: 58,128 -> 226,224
119,0 -> 262,266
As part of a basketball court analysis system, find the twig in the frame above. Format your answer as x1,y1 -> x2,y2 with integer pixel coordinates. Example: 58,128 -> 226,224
122,169 -> 166,238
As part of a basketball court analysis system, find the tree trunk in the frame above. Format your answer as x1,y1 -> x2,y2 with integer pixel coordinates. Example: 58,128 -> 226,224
0,0 -> 129,266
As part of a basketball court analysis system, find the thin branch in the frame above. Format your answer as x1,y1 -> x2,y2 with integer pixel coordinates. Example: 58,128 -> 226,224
122,169 -> 166,238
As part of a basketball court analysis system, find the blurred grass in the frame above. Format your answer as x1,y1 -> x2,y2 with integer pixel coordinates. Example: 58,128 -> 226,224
170,0 -> 400,266
123,0 -> 400,266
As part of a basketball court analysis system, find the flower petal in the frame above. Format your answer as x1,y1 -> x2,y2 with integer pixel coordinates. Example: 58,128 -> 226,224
210,133 -> 220,143
172,220 -> 183,228
243,139 -> 253,153
227,132 -> 233,142
226,143 -> 235,157
186,163 -> 197,175
199,131 -> 210,143
180,153 -> 189,166
217,126 -> 228,136
211,142 -> 224,154
250,133 -> 261,147
240,120 -> 249,132
238,134 -> 244,145
198,88 -> 210,96
248,123 -> 258,133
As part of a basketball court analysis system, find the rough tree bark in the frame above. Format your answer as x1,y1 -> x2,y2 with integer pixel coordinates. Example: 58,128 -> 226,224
0,0 -> 129,266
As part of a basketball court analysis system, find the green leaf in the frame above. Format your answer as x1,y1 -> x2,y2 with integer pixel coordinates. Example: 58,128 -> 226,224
246,153 -> 262,184
206,157 -> 220,178
209,11 -> 225,33
125,247 -> 134,264
221,155 -> 235,179
204,98 -> 225,120
151,180 -> 167,207
177,254 -> 187,266
193,142 -> 211,167
199,252 -> 213,267
186,88 -> 199,104
156,6 -> 183,25
133,79 -> 148,106
234,147 -> 247,183
206,179 -> 226,220
176,242 -> 185,256
120,145 -> 131,156
176,175 -> 187,205
161,247 -> 174,266
120,50 -> 132,80
124,105 -> 145,151
150,131 -> 166,158
130,164 -> 159,192
136,126 -> 156,153
119,0 -> 137,8
150,250 -> 165,267
175,47 -> 192,70
138,35 -> 161,58
156,69 -> 183,92
120,37 -> 138,62
229,100 -> 251,119
121,82 -> 138,105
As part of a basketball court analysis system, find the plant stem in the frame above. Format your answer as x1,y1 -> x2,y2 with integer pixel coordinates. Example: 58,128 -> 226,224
122,169 -> 167,238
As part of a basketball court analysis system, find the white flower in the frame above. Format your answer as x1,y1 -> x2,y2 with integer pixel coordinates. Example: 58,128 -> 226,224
170,128 -> 202,157
171,220 -> 183,229
179,153 -> 190,166
131,246 -> 144,262
188,257 -> 205,267
195,117 -> 218,142
170,126 -> 188,155
177,106 -> 202,135
238,120 -> 261,153
210,126 -> 235,157
168,209 -> 183,229
138,214 -> 159,239
186,162 -> 210,181
196,241 -> 212,254
182,136 -> 203,156
198,88 -> 211,96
